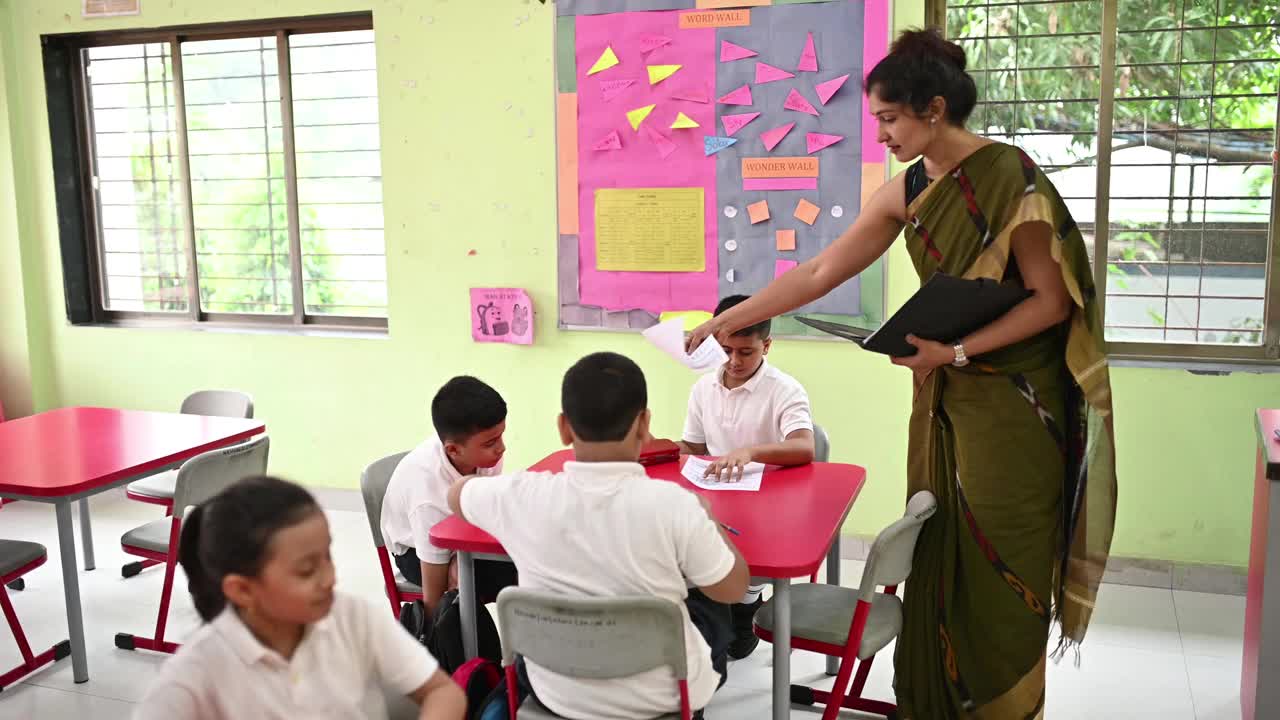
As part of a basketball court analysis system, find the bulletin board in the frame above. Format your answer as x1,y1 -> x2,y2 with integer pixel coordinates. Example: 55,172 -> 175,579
554,0 -> 890,336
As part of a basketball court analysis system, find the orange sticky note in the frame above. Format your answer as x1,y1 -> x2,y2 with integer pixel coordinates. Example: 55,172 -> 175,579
776,229 -> 795,251
556,93 -> 579,234
747,200 -> 770,224
741,156 -> 820,178
794,199 -> 820,226
679,9 -> 751,29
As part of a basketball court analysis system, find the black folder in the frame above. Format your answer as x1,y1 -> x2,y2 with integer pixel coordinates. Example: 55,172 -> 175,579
795,273 -> 1033,357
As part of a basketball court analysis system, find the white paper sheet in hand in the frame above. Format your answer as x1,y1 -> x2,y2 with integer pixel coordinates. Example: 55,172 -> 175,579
642,318 -> 728,372
681,456 -> 765,492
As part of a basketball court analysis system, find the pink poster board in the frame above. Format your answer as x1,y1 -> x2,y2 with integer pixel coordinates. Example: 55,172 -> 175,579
575,11 -> 720,313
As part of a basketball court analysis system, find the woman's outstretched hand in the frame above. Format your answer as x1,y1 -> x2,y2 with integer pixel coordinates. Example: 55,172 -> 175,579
686,316 -> 726,354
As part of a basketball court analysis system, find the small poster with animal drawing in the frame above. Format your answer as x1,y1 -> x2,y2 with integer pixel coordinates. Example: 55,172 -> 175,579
470,288 -> 534,345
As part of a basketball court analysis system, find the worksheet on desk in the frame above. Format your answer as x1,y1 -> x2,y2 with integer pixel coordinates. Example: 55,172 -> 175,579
681,457 -> 764,492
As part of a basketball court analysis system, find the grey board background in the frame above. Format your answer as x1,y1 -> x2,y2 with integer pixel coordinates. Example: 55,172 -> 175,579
558,0 -> 694,15
714,0 -> 863,316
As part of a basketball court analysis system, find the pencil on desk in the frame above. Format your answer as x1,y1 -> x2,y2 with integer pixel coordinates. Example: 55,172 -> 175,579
720,522 -> 742,536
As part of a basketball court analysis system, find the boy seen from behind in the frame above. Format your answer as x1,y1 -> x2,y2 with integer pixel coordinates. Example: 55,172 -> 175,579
448,352 -> 749,720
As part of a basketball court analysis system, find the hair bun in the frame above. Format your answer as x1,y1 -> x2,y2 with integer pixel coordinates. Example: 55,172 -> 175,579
890,27 -> 967,72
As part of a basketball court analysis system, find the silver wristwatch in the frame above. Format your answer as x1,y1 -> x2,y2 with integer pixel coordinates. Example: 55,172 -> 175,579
951,343 -> 970,367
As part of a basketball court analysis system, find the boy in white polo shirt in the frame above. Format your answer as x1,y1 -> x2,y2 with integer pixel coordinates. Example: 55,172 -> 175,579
380,376 -> 517,613
448,352 -> 749,720
675,294 -> 815,660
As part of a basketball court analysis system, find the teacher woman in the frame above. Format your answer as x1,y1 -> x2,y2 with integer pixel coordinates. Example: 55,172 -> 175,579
687,28 -> 1118,719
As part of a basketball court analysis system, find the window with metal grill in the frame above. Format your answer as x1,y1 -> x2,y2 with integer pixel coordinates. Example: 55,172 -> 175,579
66,14 -> 386,329
935,0 -> 1279,364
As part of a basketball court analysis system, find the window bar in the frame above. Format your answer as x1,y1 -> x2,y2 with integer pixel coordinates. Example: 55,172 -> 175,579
1159,3 -> 1190,341
76,48 -> 112,314
256,37 -> 281,313
162,44 -> 182,311
1262,83 -> 1280,357
169,37 -> 204,320
1094,0 -> 1119,331
1192,3 -> 1222,342
276,30 -> 306,325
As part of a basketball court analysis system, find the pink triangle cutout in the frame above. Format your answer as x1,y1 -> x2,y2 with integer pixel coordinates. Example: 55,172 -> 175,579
639,33 -> 672,55
797,32 -> 818,72
815,74 -> 850,106
755,62 -> 796,84
806,132 -> 844,154
673,84 -> 710,104
644,125 -> 678,159
720,40 -> 758,62
783,88 -> 820,116
721,111 -> 761,137
599,78 -> 636,102
760,122 -> 796,152
717,84 -> 753,106
594,130 -> 623,151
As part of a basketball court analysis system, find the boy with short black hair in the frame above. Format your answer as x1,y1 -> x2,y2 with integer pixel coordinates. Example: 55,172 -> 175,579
448,353 -> 748,720
676,293 -> 815,660
380,376 -> 517,613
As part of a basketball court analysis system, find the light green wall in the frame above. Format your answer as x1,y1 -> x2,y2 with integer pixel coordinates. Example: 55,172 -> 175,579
0,0 -> 1275,567
0,0 -> 35,419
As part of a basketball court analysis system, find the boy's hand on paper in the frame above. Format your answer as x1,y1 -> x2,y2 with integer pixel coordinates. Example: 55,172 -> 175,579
705,449 -> 754,483
890,334 -> 953,372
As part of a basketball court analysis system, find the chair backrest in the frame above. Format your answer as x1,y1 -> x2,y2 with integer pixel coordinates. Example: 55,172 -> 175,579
172,434 -> 271,512
857,490 -> 937,601
813,423 -> 830,462
496,588 -> 689,681
359,452 -> 410,549
181,390 -> 254,419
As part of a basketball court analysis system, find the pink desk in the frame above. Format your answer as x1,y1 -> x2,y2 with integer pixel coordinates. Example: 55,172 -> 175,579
431,450 -> 867,720
1243,409 -> 1280,719
0,407 -> 265,683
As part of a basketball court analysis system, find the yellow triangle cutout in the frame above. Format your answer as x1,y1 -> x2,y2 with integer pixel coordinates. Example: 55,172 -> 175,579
627,104 -> 656,131
670,112 -> 700,129
648,64 -> 682,85
588,47 -> 620,76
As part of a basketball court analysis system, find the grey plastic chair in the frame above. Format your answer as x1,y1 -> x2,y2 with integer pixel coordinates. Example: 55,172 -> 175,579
496,588 -> 694,720
0,538 -> 71,687
813,423 -> 830,463
755,490 -> 937,719
808,423 -> 831,584
125,390 -> 256,505
359,452 -> 423,617
115,435 -> 270,656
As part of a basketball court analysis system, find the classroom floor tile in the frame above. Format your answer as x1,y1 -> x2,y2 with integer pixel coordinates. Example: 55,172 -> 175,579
1184,653 -> 1243,720
1078,583 -> 1184,654
0,491 -> 1249,720
1174,590 -> 1247,661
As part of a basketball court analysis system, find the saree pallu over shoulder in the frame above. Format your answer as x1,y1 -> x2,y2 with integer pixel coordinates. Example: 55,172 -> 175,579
893,143 -> 1118,720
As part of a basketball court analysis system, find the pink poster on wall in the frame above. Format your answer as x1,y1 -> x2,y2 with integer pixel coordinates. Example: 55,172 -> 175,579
575,11 -> 720,314
470,288 -> 534,345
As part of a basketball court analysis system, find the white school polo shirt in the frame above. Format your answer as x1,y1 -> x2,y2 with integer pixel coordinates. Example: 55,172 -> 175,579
682,360 -> 813,457
461,462 -> 737,720
380,436 -> 503,564
133,591 -> 438,720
